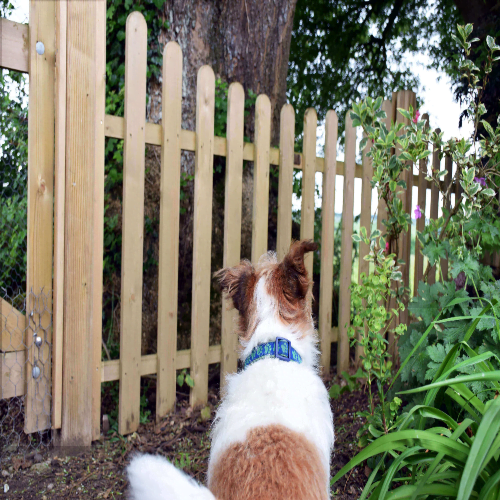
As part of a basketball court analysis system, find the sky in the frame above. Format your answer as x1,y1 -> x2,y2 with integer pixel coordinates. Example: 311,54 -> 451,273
7,0 -> 474,221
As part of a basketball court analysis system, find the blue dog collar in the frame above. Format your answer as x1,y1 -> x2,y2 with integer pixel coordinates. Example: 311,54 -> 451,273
244,337 -> 302,369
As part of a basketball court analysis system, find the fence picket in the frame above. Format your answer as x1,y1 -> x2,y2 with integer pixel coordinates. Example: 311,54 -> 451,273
301,108 -> 317,278
441,155 -> 453,281
394,91 -> 416,354
337,113 -> 356,374
220,83 -> 245,386
319,110 -> 337,372
414,114 -> 429,296
251,95 -> 271,263
118,12 -> 147,435
156,41 -> 183,420
190,66 -> 215,407
428,129 -> 441,285
356,134 -> 373,364
377,100 -> 392,233
277,104 -> 295,260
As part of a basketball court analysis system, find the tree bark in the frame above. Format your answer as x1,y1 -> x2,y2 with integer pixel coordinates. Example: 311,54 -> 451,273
145,0 -> 297,349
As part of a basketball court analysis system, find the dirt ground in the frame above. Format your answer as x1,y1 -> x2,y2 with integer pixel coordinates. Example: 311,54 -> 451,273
0,368 -> 370,499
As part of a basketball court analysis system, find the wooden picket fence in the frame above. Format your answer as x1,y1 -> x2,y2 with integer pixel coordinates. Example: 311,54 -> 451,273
0,6 -> 456,444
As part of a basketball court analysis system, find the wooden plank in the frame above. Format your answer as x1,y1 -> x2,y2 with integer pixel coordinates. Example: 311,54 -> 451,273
190,65 -> 215,407
1,351 -> 26,399
25,0 -> 55,434
337,113 -> 356,374
0,18 -> 29,73
101,345 -> 223,384
118,12 -> 147,436
91,0 -> 106,441
300,108 -> 317,277
428,130 -> 441,286
251,95 -> 271,263
276,104 -> 295,260
356,134 -> 373,365
103,113 -> 429,188
61,0 -> 106,446
1,298 -> 26,352
441,155 -> 453,282
414,114 -> 429,297
318,110 -> 337,373
220,82 -> 245,386
156,42 -> 183,421
395,91 -> 416,343
52,0 -> 67,431
377,100 -> 392,234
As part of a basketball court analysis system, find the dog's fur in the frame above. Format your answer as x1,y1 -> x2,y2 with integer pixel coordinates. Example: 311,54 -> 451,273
127,240 -> 334,499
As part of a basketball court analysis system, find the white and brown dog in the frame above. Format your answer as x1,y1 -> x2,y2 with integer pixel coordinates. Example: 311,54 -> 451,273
127,240 -> 334,499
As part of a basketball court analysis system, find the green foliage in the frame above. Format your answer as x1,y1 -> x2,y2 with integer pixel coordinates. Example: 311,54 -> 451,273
332,301 -> 500,500
176,369 -> 194,389
0,67 -> 28,296
400,280 -> 500,404
289,0 -> 461,139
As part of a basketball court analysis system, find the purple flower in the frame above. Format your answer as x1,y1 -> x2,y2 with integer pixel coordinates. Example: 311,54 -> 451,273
474,176 -> 487,187
414,205 -> 422,219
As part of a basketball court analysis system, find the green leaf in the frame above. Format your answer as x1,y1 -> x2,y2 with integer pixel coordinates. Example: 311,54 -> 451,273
399,371 -> 500,395
185,374 -> 195,388
331,430 -> 470,485
482,188 -> 495,197
458,397 -> 500,500
398,108 -> 412,121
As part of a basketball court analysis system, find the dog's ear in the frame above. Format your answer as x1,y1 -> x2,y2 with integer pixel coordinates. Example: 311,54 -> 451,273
214,261 -> 256,314
279,240 -> 317,300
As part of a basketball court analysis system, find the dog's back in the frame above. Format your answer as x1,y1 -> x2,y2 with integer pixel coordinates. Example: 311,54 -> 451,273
128,241 -> 334,500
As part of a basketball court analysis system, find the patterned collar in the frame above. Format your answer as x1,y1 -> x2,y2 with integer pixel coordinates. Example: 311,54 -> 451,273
244,337 -> 302,369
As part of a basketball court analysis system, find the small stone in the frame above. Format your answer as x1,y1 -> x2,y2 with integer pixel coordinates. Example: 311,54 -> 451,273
1,471 -> 8,477
47,483 -> 54,490
42,496 -> 47,500
3,484 -> 9,493
33,453 -> 43,463
8,467 -> 13,473
31,461 -> 50,474
4,444 -> 17,453
102,414 -> 110,434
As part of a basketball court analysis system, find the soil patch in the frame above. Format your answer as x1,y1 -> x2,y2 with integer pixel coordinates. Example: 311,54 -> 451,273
1,368 -> 370,499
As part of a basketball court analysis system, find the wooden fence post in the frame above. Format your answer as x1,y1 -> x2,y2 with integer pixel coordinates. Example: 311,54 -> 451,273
441,155 -> 453,281
251,95 -> 271,263
276,104 -> 295,260
337,112 -> 356,374
220,82 -> 245,386
356,133 -> 373,364
118,12 -> 147,436
60,0 -> 105,446
190,65 -> 215,407
390,90 -> 416,359
428,130 -> 441,285
319,110 -> 337,373
301,108 -> 317,278
25,0 -> 56,434
414,114 -> 429,296
156,41 -> 183,420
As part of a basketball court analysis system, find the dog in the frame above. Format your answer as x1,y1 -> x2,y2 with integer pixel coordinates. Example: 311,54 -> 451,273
127,240 -> 334,499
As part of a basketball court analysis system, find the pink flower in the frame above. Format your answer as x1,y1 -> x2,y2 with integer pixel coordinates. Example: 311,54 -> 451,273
385,241 -> 390,253
414,205 -> 422,219
474,176 -> 487,187
412,109 -> 421,124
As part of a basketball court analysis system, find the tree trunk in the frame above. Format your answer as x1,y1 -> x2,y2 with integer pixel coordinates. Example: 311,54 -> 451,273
146,0 -> 297,349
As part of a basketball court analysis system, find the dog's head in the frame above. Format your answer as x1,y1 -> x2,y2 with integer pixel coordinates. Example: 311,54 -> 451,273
215,240 -> 317,343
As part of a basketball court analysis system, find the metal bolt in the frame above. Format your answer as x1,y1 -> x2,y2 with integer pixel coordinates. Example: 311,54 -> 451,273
36,41 -> 45,55
32,365 -> 41,379
34,336 -> 43,348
